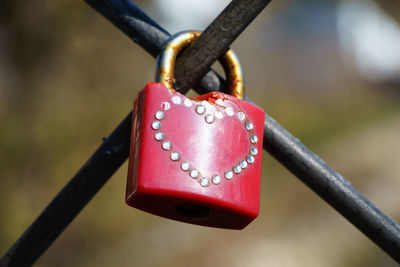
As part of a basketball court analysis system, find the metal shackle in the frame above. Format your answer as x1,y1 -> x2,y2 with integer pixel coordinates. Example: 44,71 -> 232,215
155,31 -> 244,99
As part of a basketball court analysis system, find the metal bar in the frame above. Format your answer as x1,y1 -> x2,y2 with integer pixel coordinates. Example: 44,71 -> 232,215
1,0 -> 400,266
173,0 -> 271,94
77,10 -> 400,264
0,114 -> 133,267
261,112 -> 400,262
0,0 -> 271,266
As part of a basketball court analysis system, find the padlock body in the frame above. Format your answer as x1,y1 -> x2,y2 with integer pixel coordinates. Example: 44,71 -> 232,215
126,82 -> 265,229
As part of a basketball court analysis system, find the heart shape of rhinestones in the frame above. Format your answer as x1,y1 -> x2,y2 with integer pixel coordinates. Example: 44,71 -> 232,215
150,94 -> 259,187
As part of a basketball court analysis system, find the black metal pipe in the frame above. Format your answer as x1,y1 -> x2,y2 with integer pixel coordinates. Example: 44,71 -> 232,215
1,0 -> 400,266
0,0 -> 271,266
261,113 -> 400,262
0,113 -> 133,267
173,0 -> 271,94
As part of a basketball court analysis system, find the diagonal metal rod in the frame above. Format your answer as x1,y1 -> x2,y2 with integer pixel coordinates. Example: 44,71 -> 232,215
0,0 -> 271,266
1,0 -> 400,266
173,0 -> 271,94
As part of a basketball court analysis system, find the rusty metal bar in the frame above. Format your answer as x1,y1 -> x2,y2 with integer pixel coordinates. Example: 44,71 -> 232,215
1,0 -> 400,266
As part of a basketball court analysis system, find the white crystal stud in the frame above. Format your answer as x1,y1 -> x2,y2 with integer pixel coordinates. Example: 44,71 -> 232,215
162,141 -> 172,150
225,107 -> 234,116
170,152 -> 180,161
245,121 -> 254,131
225,170 -> 233,179
152,121 -> 161,130
161,102 -> 170,110
238,111 -> 246,121
154,132 -> 164,141
196,105 -> 206,115
184,99 -> 193,107
215,99 -> 224,106
200,177 -> 209,187
247,155 -> 255,164
190,169 -> 199,178
205,114 -> 215,124
212,175 -> 221,184
250,135 -> 258,144
172,96 -> 181,104
233,165 -> 242,174
155,111 -> 165,120
215,111 -> 223,119
181,161 -> 190,171
250,146 -> 258,155
240,160 -> 248,169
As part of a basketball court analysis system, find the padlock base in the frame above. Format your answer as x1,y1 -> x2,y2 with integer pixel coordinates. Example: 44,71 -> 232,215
126,187 -> 256,230
126,83 -> 265,230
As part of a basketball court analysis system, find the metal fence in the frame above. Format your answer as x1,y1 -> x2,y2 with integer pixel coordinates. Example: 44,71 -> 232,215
1,0 -> 400,266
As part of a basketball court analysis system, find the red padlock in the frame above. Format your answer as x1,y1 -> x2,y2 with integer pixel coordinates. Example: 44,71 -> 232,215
126,31 -> 265,229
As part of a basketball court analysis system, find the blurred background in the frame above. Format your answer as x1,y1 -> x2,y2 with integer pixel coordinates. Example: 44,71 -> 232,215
1,0 -> 400,266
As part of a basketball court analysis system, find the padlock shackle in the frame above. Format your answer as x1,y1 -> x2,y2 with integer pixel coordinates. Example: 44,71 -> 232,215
156,31 -> 244,99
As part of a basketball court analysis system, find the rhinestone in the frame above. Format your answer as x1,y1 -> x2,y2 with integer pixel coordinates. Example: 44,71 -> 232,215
250,135 -> 258,144
152,121 -> 161,130
250,146 -> 258,155
162,141 -> 172,150
155,111 -> 165,120
225,107 -> 234,116
181,161 -> 190,171
190,169 -> 199,178
196,105 -> 206,115
240,160 -> 248,169
233,165 -> 242,174
184,99 -> 193,107
212,175 -> 221,184
225,170 -> 233,179
215,111 -> 223,119
154,132 -> 165,141
215,99 -> 224,105
200,177 -> 209,187
205,114 -> 215,124
245,121 -> 254,131
238,111 -> 246,121
170,152 -> 180,161
161,102 -> 170,110
247,155 -> 255,164
172,96 -> 182,104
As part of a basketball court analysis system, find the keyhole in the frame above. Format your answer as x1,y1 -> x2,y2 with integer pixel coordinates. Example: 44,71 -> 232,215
175,203 -> 210,218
